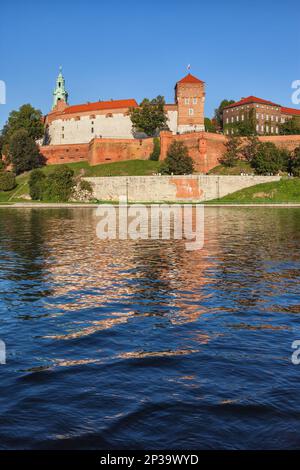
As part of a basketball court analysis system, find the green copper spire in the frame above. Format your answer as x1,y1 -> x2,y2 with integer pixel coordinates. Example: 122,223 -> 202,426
52,66 -> 68,109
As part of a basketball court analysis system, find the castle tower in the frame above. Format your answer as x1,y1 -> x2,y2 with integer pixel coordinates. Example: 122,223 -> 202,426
175,73 -> 205,133
52,66 -> 68,110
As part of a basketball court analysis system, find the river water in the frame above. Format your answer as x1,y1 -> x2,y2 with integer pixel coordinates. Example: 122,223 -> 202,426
0,207 -> 300,449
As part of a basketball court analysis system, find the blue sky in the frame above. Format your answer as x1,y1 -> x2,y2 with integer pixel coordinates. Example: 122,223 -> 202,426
0,0 -> 299,129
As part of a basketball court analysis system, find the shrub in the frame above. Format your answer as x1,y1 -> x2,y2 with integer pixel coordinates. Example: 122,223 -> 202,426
29,169 -> 46,200
290,146 -> 300,177
160,141 -> 194,175
0,171 -> 16,191
251,142 -> 284,175
149,137 -> 160,161
43,165 -> 75,202
79,179 -> 93,193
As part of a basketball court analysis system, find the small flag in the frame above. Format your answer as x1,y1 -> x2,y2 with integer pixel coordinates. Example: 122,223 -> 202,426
187,64 -> 191,71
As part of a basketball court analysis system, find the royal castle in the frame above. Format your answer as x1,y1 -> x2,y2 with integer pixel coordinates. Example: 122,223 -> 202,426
45,68 -> 206,145
40,69 -> 300,172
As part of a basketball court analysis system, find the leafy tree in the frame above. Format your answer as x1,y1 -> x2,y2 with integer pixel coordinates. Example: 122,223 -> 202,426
214,99 -> 235,129
242,135 -> 260,162
43,165 -> 75,202
150,137 -> 160,161
251,142 -> 284,175
9,129 -> 45,175
29,169 -> 46,200
220,135 -> 242,167
204,117 -> 217,133
129,96 -> 168,137
160,141 -> 194,175
1,104 -> 44,152
280,117 -> 300,135
290,146 -> 300,176
0,172 -> 16,191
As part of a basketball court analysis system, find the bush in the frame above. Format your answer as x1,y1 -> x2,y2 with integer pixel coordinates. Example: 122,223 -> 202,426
79,179 -> 93,193
251,142 -> 284,175
149,137 -> 160,161
29,169 -> 46,200
160,141 -> 194,175
9,129 -> 45,175
43,165 -> 75,202
290,146 -> 300,176
0,171 -> 16,191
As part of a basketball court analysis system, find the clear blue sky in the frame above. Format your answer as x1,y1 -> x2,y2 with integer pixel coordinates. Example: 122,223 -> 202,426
0,0 -> 299,129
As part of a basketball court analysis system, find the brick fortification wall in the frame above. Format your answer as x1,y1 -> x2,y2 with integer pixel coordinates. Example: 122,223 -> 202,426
40,133 -> 300,170
40,143 -> 89,165
160,131 -> 226,173
88,138 -> 154,165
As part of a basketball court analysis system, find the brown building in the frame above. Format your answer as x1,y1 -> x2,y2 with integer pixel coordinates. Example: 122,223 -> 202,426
223,96 -> 300,135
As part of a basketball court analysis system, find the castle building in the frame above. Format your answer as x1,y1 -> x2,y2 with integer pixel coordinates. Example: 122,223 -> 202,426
223,96 -> 300,135
44,70 -> 205,145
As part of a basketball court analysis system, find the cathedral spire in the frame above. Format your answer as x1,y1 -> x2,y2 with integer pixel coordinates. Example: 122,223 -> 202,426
52,67 -> 68,109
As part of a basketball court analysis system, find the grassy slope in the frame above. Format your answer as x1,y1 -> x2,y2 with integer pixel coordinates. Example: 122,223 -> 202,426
208,162 -> 253,175
207,178 -> 300,204
0,160 -> 160,203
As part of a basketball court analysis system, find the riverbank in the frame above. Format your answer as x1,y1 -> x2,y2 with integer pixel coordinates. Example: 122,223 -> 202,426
1,202 -> 300,208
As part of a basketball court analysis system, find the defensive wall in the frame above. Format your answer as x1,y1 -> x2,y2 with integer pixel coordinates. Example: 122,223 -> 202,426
83,175 -> 281,203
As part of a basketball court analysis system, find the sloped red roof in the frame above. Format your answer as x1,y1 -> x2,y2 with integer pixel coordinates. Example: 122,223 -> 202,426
177,73 -> 204,84
62,99 -> 138,115
281,106 -> 300,116
224,96 -> 280,109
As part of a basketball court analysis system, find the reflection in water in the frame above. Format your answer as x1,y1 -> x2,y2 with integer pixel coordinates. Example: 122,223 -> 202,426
0,207 -> 300,449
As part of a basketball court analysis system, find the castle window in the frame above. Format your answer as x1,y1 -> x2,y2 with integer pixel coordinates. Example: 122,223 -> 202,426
91,128 -> 94,133
242,114 -> 244,121
106,113 -> 113,118
90,114 -> 96,119
75,116 -> 80,121
193,98 -> 197,104
62,126 -> 64,131
188,108 -> 194,116
62,134 -> 64,139
185,98 -> 190,105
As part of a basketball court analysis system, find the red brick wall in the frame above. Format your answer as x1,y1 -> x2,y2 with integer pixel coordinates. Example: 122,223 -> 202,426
88,137 -> 154,166
40,143 -> 89,165
40,134 -> 300,172
160,131 -> 224,173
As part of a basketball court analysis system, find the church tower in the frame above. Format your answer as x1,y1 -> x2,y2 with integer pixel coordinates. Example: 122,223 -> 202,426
52,67 -> 68,110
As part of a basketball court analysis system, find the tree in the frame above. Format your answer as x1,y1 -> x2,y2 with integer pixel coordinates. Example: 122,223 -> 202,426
29,169 -> 46,200
0,172 -> 16,191
160,141 -> 194,175
43,165 -> 75,202
1,104 -> 44,152
290,146 -> 300,176
129,96 -> 168,137
9,129 -> 45,175
280,117 -> 300,135
149,137 -> 160,161
204,117 -> 217,133
214,99 -> 235,129
242,135 -> 260,162
220,135 -> 242,167
251,142 -> 284,175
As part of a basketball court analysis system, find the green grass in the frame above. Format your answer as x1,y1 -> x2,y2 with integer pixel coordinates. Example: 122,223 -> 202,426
208,162 -> 253,175
207,178 -> 300,204
41,160 -> 160,177
0,160 -> 161,203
